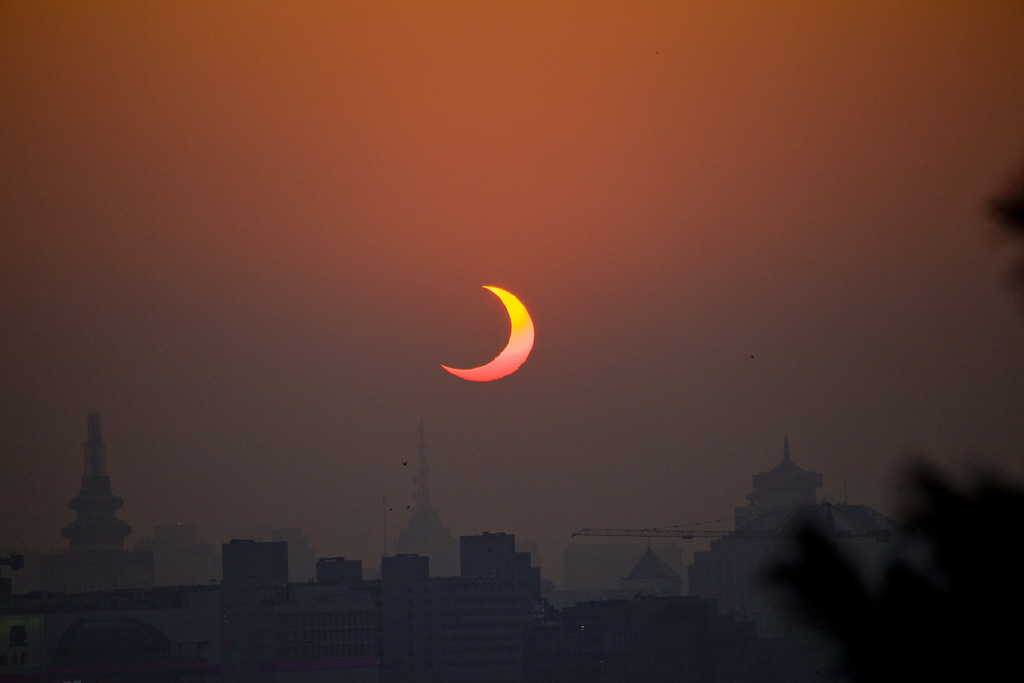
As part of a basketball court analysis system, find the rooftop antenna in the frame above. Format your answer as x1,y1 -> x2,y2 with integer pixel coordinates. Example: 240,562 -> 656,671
414,419 -> 431,510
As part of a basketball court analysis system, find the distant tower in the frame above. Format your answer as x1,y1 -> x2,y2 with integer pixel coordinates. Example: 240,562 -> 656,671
393,422 -> 459,576
41,414 -> 153,592
413,422 -> 433,511
61,413 -> 132,552
735,435 -> 822,529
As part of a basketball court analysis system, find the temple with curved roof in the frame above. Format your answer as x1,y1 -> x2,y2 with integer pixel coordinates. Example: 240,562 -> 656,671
689,437 -> 897,637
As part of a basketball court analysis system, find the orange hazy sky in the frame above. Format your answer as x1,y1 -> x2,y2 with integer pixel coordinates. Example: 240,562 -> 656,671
2,1 -> 1024,579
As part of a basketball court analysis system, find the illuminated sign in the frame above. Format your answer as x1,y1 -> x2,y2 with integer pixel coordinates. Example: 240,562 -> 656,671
0,615 -> 42,672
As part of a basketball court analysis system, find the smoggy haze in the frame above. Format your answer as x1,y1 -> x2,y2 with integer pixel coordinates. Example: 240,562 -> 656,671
2,2 -> 1024,578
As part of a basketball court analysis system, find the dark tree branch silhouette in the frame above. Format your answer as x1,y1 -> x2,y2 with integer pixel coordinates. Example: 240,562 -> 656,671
991,157 -> 1024,308
769,465 -> 1024,682
769,162 -> 1024,682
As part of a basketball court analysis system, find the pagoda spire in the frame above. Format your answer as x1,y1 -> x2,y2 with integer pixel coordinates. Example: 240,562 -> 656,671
393,421 -> 459,575
61,413 -> 132,552
782,434 -> 791,463
84,412 -> 107,477
414,420 -> 431,510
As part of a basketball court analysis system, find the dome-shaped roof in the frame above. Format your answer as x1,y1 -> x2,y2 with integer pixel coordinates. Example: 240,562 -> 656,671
55,618 -> 177,665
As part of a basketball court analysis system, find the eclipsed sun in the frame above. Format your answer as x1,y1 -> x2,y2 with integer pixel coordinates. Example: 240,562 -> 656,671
442,286 -> 534,382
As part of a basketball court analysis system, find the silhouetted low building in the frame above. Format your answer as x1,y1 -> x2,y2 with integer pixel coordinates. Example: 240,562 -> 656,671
317,557 -> 364,587
52,617 -> 193,682
133,523 -> 219,586
256,581 -> 379,681
2,541 -> 378,682
524,595 -> 759,683
220,539 -> 379,682
0,585 -> 222,682
222,539 -> 289,588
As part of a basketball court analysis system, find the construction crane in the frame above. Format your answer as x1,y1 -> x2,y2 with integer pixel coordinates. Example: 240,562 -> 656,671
571,528 -> 779,539
0,553 -> 24,570
574,524 -> 890,542
572,503 -> 893,541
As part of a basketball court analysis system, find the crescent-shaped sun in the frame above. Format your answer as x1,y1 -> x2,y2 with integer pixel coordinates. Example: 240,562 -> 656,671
442,286 -> 535,382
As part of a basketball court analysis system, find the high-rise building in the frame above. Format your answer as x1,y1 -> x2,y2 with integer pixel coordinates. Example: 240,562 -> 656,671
381,532 -> 542,683
220,539 -> 289,675
393,423 -> 459,576
221,539 -> 288,588
222,526 -> 316,583
40,414 -> 153,593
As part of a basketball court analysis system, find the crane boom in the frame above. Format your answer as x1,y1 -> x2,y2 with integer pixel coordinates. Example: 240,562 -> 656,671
572,527 -> 890,541
571,528 -> 774,539
573,503 -> 895,541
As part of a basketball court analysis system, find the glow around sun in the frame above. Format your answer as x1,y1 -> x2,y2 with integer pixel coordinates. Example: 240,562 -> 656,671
442,286 -> 535,382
